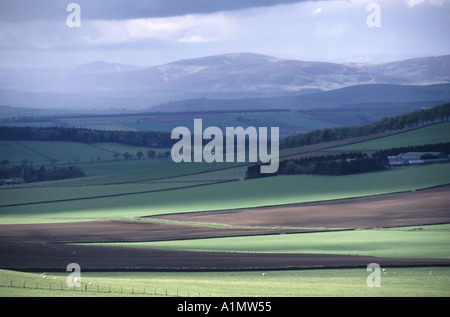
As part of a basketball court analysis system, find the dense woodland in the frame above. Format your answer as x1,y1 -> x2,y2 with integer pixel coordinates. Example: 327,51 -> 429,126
0,126 -> 173,148
246,142 -> 450,179
0,160 -> 85,183
374,142 -> 450,157
246,152 -> 388,179
280,103 -> 450,149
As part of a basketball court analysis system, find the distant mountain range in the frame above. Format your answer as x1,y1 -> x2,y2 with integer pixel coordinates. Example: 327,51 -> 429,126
151,83 -> 450,112
0,53 -> 449,112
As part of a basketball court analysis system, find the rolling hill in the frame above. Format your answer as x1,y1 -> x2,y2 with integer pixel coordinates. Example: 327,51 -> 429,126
151,83 -> 450,112
1,53 -> 449,111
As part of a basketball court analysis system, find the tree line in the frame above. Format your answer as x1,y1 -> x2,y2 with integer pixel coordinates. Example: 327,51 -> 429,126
246,152 -> 388,179
280,103 -> 450,149
371,142 -> 450,158
0,160 -> 85,183
0,126 -> 174,148
246,142 -> 450,179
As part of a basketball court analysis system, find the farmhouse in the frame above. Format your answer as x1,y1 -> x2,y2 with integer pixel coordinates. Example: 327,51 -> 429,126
388,152 -> 449,166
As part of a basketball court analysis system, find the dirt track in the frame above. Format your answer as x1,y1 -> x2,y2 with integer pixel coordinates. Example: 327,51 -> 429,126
1,185 -> 449,270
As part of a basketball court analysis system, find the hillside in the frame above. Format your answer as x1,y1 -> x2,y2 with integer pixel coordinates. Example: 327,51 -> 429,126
358,55 -> 450,85
1,53 -> 449,110
151,83 -> 450,112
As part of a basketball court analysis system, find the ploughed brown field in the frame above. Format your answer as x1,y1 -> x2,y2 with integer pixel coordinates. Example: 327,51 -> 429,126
1,185 -> 449,271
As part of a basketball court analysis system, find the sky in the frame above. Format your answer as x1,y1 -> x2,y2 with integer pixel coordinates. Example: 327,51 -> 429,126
0,0 -> 449,68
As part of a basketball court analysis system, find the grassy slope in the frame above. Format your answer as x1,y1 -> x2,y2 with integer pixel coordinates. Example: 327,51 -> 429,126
0,163 -> 449,224
88,224 -> 450,259
1,123 -> 449,297
0,140 -> 117,164
1,122 -> 449,224
1,267 -> 449,297
330,122 -> 450,151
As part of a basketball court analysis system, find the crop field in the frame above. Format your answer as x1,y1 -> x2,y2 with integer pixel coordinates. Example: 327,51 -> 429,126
84,224 -> 450,258
0,121 -> 449,297
330,122 -> 450,151
0,140 -> 117,165
0,163 -> 449,223
1,266 -> 449,297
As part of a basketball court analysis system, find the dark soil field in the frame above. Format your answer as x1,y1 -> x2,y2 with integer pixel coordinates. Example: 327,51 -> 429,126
1,185 -> 449,271
154,185 -> 450,229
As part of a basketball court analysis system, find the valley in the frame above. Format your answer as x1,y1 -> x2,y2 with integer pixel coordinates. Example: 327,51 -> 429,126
1,54 -> 449,298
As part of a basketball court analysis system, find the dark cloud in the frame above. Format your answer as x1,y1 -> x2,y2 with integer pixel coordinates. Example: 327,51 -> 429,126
0,0 -> 312,22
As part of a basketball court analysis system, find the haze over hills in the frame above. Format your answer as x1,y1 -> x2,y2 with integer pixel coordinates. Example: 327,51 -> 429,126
0,53 -> 449,112
151,83 -> 450,112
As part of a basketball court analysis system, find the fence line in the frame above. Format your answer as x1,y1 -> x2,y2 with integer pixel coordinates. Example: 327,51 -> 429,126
1,279 -> 208,297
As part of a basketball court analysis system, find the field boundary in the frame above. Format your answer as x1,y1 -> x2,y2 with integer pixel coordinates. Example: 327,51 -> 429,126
0,279 -> 196,297
142,183 -> 450,219
0,179 -> 238,208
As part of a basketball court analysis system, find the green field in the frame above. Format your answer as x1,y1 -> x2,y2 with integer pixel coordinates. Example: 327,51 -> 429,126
81,224 -> 450,259
0,140 -> 175,176
330,122 -> 450,151
1,163 -> 449,224
0,140 -> 117,164
1,267 -> 449,297
1,121 -> 450,298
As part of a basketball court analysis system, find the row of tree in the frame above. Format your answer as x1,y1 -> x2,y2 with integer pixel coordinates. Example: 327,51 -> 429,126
280,103 -> 450,149
0,126 -> 174,148
371,142 -> 450,158
246,142 -> 450,179
0,161 -> 85,183
246,152 -> 388,179
122,150 -> 171,160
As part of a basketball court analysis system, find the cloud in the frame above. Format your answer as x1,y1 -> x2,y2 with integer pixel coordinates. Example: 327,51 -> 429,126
0,0 -> 448,68
313,7 -> 323,14
79,13 -> 237,46
0,0 -> 313,22
406,0 -> 446,7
